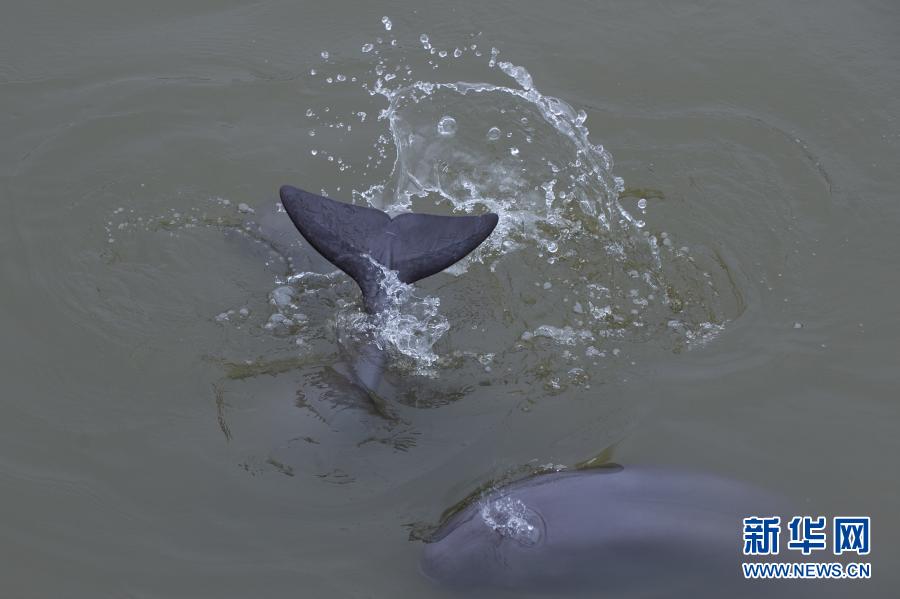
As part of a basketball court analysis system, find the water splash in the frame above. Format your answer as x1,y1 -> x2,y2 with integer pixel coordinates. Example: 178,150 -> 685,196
480,495 -> 542,546
356,257 -> 450,371
261,19 -> 736,376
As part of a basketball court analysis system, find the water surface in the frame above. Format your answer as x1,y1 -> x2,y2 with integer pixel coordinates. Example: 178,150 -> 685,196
2,1 -> 898,597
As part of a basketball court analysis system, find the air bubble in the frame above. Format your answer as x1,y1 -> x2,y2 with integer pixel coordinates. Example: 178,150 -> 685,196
437,116 -> 457,136
361,43 -> 374,53
489,47 -> 499,67
381,16 -> 392,31
487,127 -> 501,141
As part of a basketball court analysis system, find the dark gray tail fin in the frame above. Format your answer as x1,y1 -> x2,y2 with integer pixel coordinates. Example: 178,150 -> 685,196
279,185 -> 499,312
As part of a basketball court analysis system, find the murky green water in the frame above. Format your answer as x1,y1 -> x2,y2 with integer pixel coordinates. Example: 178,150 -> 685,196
2,1 -> 898,597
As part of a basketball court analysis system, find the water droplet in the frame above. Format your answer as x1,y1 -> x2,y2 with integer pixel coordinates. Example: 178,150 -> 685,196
510,147 -> 520,156
437,116 -> 457,136
381,16 -> 392,30
419,34 -> 429,44
310,149 -> 318,155
453,48 -> 462,58
308,130 -> 315,137
438,50 -> 448,58
309,68 -> 317,76
336,74 -> 346,82
637,198 -> 647,210
361,43 -> 374,53
487,126 -> 501,141
320,51 -> 329,60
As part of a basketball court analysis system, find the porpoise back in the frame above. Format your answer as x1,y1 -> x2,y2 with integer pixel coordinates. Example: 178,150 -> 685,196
421,467 -> 827,598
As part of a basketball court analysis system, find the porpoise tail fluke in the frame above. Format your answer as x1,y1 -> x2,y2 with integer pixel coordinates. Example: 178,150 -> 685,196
279,185 -> 499,313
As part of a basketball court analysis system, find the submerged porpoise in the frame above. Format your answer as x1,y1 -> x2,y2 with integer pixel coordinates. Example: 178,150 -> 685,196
278,186 -> 498,394
421,466 -> 825,598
